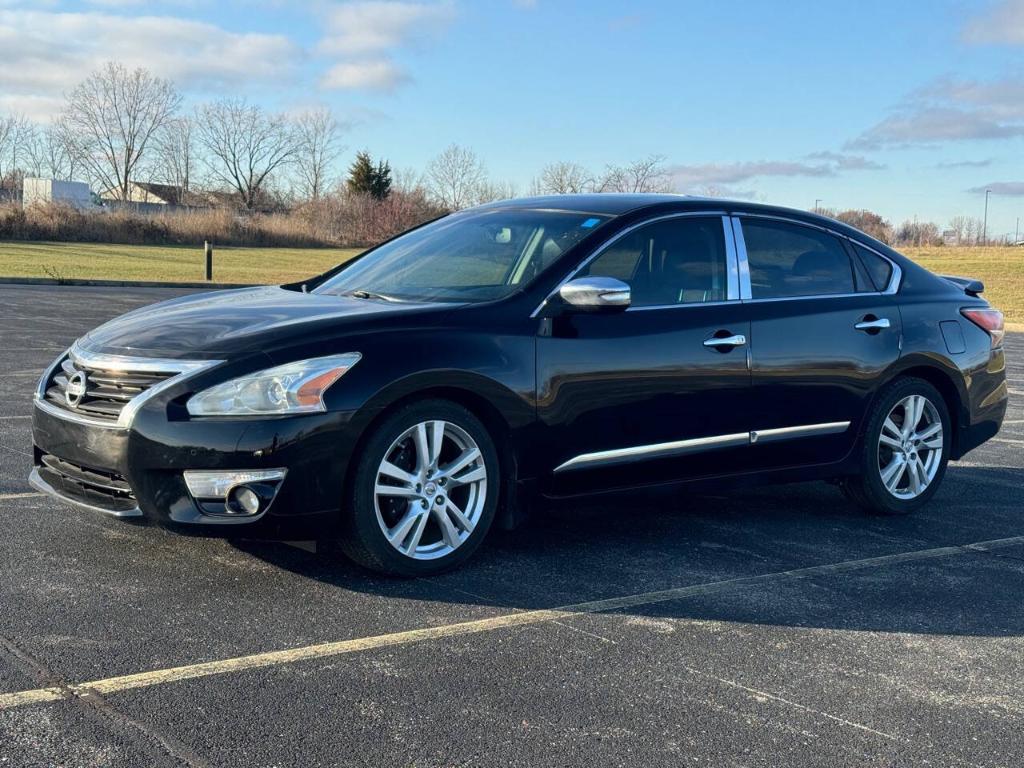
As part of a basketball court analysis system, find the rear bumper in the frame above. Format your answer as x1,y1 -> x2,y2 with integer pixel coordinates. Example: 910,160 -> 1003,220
30,397 -> 357,538
954,348 -> 1009,460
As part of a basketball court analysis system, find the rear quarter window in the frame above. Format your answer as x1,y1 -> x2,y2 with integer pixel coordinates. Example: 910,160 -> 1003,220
852,243 -> 894,291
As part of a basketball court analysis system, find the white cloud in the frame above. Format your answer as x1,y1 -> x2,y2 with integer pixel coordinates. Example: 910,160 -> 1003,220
317,1 -> 455,92
967,181 -> 1024,195
963,0 -> 1024,44
668,154 -> 882,191
318,1 -> 455,56
320,59 -> 408,91
0,9 -> 299,119
846,75 -> 1024,150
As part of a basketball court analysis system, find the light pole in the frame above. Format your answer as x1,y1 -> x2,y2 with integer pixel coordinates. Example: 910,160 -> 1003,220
983,189 -> 991,245
1016,216 -> 1019,244
814,198 -> 822,214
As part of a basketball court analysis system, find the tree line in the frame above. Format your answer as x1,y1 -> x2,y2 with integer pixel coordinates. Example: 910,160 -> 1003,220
0,61 -> 1004,247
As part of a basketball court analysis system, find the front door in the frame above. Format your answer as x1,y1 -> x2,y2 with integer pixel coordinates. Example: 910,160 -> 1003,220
735,215 -> 902,469
536,215 -> 753,495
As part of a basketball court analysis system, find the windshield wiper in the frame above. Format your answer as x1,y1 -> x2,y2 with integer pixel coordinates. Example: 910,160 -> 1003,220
342,289 -> 404,302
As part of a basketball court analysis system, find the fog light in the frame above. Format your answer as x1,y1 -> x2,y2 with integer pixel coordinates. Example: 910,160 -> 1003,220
183,469 -> 286,499
227,485 -> 261,515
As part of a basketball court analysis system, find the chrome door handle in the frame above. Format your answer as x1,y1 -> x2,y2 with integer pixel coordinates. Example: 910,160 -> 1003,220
704,334 -> 747,348
854,318 -> 891,332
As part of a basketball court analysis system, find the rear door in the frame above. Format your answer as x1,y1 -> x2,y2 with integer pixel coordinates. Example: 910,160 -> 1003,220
734,215 -> 901,468
535,214 -> 754,495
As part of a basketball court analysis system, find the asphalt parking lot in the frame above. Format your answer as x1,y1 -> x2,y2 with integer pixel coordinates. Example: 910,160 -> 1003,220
1,283 -> 1022,767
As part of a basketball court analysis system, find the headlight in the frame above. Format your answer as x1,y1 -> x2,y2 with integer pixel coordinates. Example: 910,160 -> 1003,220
186,353 -> 361,416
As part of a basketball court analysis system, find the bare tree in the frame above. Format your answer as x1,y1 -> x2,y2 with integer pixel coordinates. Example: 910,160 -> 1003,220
25,122 -> 78,181
949,215 -> 984,246
533,161 -> 593,194
896,218 -> 941,247
294,108 -> 345,202
473,178 -> 516,205
596,154 -> 673,193
392,166 -> 427,195
426,144 -> 487,211
196,98 -> 298,210
62,62 -> 180,200
154,116 -> 195,197
0,114 -> 34,199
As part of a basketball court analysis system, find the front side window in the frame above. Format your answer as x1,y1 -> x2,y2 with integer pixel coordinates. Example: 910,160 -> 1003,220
315,209 -> 611,303
581,217 -> 729,307
742,219 -> 856,299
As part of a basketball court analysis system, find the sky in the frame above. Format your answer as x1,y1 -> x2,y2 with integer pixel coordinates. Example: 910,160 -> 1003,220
2,0 -> 1024,237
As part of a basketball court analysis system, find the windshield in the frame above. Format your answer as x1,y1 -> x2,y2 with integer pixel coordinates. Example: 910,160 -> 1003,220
314,209 -> 612,303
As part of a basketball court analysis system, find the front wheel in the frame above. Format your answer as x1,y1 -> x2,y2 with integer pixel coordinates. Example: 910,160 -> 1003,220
340,399 -> 499,576
842,377 -> 951,515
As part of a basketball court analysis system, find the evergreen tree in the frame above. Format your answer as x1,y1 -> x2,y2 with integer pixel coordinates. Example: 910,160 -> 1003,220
347,151 -> 393,200
371,158 -> 392,200
347,151 -> 376,196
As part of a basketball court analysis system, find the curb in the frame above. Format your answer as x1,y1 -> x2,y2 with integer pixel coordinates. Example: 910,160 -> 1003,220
0,277 -> 256,290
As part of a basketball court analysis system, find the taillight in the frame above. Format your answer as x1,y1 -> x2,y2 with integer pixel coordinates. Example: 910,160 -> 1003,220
961,308 -> 1005,348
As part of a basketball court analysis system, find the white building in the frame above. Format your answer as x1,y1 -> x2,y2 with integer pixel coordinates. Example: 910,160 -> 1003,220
22,178 -> 94,209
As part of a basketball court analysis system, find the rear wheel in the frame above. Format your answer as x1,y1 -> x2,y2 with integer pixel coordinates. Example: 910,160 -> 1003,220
842,377 -> 950,515
340,399 -> 499,576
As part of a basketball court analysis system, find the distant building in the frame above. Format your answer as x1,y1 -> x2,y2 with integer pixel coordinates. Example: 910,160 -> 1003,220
22,178 -> 94,209
941,229 -> 959,246
101,182 -> 186,206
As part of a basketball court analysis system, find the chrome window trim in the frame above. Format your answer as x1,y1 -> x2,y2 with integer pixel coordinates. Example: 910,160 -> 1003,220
33,341 -> 223,430
731,213 -> 903,301
530,211 -> 736,318
28,467 -> 143,518
554,421 -> 850,473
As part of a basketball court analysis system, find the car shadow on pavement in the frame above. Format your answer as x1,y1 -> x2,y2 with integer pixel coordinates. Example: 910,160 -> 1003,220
232,464 -> 1024,638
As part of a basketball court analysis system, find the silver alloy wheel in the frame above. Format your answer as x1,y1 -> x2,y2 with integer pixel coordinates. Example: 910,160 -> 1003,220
877,394 -> 944,500
373,419 -> 488,560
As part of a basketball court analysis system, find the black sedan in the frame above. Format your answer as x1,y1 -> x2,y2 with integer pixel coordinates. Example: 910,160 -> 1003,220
30,195 -> 1008,575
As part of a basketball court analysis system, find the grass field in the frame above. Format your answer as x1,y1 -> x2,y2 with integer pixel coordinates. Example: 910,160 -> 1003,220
0,241 -> 361,285
0,240 -> 1020,325
904,246 -> 1024,326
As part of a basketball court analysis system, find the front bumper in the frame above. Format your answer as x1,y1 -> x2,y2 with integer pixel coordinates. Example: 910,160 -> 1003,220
30,397 -> 358,538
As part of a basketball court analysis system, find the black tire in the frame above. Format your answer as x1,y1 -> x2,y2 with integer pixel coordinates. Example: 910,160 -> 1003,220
339,399 -> 500,576
841,377 -> 951,515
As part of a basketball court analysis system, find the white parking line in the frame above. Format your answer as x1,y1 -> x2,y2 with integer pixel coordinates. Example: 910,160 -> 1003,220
991,438 -> 1024,446
1,534 -> 1022,712
0,492 -> 41,501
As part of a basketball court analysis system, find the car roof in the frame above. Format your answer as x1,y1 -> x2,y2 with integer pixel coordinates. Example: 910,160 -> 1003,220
475,193 -> 899,251
474,193 -> 837,226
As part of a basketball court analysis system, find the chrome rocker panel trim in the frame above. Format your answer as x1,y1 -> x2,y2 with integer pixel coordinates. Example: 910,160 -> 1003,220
33,342 -> 223,430
554,421 -> 851,473
28,467 -> 143,518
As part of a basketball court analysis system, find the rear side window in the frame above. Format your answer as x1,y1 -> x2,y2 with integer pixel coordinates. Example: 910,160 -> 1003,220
582,217 -> 729,307
741,219 -> 856,299
852,242 -> 894,292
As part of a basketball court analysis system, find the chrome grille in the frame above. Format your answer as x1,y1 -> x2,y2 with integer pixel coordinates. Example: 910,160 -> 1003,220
45,355 -> 176,423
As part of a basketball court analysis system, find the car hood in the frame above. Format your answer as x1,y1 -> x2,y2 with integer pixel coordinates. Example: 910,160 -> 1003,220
78,286 -> 452,359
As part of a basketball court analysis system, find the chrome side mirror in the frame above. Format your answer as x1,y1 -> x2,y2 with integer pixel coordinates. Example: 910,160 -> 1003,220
558,277 -> 631,312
